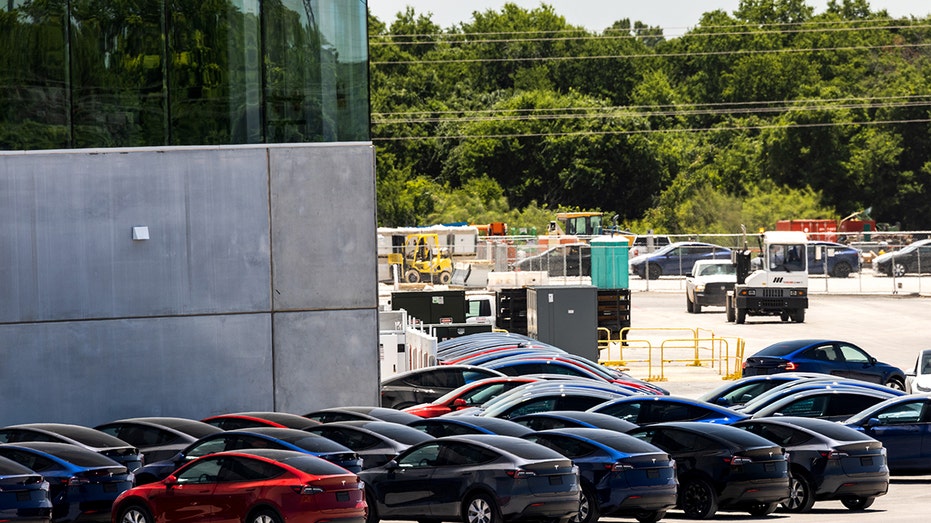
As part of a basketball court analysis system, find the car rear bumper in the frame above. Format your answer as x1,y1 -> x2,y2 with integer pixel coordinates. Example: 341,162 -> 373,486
719,477 -> 790,507
607,484 -> 678,514
816,473 -> 889,500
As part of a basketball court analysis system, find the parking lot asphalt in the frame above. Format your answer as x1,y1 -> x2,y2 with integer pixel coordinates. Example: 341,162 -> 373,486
607,287 -> 931,398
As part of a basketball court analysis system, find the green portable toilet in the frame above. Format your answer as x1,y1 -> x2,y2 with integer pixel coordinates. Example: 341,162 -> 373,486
590,237 -> 629,289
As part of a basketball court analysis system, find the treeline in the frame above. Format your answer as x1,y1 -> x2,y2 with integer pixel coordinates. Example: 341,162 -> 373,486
369,0 -> 931,234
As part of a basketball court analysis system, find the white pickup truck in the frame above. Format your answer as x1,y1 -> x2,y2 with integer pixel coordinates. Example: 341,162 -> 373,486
685,259 -> 737,313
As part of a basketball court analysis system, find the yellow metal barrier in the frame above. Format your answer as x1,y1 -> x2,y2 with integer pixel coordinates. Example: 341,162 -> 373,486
598,326 -> 745,383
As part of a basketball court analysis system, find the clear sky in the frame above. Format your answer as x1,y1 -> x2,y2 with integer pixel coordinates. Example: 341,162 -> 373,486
367,1 -> 930,33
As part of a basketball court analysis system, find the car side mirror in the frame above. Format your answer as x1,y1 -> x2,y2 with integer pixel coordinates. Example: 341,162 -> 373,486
165,475 -> 178,488
451,398 -> 468,410
866,417 -> 882,428
385,460 -> 400,470
869,357 -> 878,365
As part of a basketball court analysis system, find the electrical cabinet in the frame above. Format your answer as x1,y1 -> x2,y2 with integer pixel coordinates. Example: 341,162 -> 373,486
527,285 -> 598,360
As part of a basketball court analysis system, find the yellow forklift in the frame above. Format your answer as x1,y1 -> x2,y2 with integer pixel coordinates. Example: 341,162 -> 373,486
387,233 -> 454,284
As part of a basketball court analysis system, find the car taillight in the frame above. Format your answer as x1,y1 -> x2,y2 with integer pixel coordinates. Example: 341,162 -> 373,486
604,461 -> 634,472
65,477 -> 90,486
819,450 -> 849,460
724,455 -> 752,466
506,469 -> 536,479
785,362 -> 798,371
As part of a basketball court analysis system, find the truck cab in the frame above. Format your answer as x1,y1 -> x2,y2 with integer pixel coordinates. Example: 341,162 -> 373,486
727,231 -> 809,324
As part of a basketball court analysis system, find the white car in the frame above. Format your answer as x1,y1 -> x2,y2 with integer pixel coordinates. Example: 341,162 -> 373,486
685,259 -> 737,313
905,348 -> 931,393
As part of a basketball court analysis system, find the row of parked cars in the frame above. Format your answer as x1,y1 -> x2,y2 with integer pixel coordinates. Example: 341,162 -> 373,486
515,236 -> 931,280
3,332 -> 928,523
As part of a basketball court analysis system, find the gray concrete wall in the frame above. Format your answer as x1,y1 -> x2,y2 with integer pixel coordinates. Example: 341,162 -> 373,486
0,143 -> 379,426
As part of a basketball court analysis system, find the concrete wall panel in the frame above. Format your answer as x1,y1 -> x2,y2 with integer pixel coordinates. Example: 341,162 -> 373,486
0,314 -> 273,426
273,309 -> 380,414
270,145 -> 377,311
0,144 -> 379,427
0,148 -> 271,322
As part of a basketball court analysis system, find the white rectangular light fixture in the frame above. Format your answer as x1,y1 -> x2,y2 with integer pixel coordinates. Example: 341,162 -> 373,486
132,226 -> 150,241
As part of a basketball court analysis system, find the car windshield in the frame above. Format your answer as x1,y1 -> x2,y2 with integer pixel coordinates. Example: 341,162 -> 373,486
699,263 -> 735,276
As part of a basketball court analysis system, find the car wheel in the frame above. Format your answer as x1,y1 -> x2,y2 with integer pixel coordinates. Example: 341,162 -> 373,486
405,269 -> 421,283
365,488 -> 379,523
248,509 -> 282,523
462,493 -> 501,523
647,264 -> 662,280
634,510 -> 665,523
686,295 -> 694,313
893,262 -> 907,277
884,376 -> 906,391
118,505 -> 152,523
832,261 -> 852,278
782,471 -> 815,513
841,496 -> 875,511
572,484 -> 600,523
747,502 -> 778,516
725,298 -> 735,322
793,308 -> 805,323
780,311 -> 789,321
736,308 -> 746,325
679,477 -> 717,519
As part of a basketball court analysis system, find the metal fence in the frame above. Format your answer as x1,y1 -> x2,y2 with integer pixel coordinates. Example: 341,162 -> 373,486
471,231 -> 931,296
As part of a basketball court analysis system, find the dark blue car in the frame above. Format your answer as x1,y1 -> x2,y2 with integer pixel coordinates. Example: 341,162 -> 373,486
741,339 -> 907,390
0,455 -> 52,523
0,442 -> 132,523
525,428 -> 677,523
629,242 -> 732,280
844,394 -> 931,473
807,241 -> 861,278
588,395 -> 749,425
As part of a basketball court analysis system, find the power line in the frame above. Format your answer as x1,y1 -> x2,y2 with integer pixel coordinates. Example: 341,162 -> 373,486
371,117 -> 931,142
371,41 -> 931,66
372,94 -> 931,120
371,22 -> 931,47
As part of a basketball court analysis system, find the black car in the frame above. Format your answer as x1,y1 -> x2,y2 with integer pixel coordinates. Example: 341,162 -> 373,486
131,427 -> 363,485
0,424 -> 142,472
380,365 -> 506,409
872,238 -> 931,276
628,421 -> 789,518
525,428 -> 677,523
407,416 -> 534,438
304,406 -> 421,425
733,417 -> 888,512
305,421 -> 434,469
93,417 -> 222,464
359,434 -> 580,523
200,411 -> 321,430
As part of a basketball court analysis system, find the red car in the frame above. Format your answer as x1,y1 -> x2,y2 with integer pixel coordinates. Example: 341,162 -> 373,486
402,376 -> 540,418
111,449 -> 365,523
201,412 -> 320,430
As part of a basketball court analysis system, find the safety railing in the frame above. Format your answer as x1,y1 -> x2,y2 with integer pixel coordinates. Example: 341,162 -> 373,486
598,326 -> 744,382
